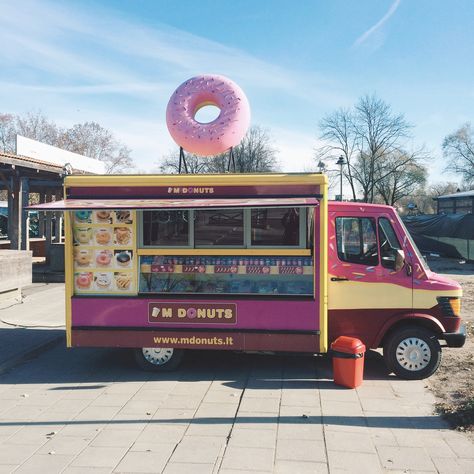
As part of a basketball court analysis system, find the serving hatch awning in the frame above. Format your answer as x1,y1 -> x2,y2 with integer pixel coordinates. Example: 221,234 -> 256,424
27,196 -> 320,211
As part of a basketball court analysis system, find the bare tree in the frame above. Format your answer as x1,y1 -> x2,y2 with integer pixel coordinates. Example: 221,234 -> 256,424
59,122 -> 134,173
374,150 -> 427,206
159,152 -> 208,174
317,94 -> 413,202
0,114 -> 15,152
15,111 -> 60,147
316,108 -> 358,200
442,123 -> 474,185
158,126 -> 279,174
0,111 -> 134,173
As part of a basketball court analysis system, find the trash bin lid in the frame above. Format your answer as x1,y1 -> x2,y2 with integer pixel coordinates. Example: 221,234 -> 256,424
330,336 -> 366,354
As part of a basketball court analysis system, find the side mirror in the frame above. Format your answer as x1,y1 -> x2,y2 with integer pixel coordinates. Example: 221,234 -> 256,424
394,249 -> 405,272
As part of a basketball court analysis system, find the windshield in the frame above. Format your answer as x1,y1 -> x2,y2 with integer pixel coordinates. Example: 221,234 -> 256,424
398,217 -> 430,271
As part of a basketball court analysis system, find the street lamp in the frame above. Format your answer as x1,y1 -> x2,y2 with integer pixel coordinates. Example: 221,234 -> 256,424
336,155 -> 345,201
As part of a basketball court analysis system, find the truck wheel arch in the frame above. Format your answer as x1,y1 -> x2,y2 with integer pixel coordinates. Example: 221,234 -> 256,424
374,313 -> 445,348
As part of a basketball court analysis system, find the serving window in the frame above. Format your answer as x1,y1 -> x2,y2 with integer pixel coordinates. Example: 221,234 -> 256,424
140,207 -> 308,249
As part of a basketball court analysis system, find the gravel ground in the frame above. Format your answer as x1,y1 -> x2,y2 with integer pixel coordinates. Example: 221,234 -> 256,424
426,257 -> 474,441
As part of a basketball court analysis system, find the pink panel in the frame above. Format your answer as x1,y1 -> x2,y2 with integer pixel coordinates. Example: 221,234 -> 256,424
71,297 -> 319,331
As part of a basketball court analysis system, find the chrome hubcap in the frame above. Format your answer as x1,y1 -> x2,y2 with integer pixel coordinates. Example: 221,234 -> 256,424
396,337 -> 431,371
142,348 -> 174,366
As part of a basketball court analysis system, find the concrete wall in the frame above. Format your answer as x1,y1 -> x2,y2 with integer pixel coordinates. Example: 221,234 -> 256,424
0,250 -> 32,293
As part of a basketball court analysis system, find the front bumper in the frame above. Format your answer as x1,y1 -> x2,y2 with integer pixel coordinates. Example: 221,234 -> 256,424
443,324 -> 466,348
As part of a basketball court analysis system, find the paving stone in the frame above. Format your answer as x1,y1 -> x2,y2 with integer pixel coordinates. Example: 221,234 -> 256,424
49,398 -> 93,414
90,428 -> 140,447
368,427 -> 398,447
276,438 -> 326,463
0,443 -> 39,465
327,450 -> 383,474
3,425 -> 58,446
228,427 -> 276,448
377,445 -> 436,471
320,400 -> 364,417
129,441 -> 176,455
274,460 -> 328,473
360,397 -> 407,414
70,446 -> 128,468
279,404 -> 322,418
169,435 -> 225,464
74,406 -> 121,421
443,432 -> 474,458
14,453 -> 74,473
90,394 -> 133,407
185,420 -> 234,437
220,446 -> 274,472
37,435 -> 90,455
136,423 -> 186,445
59,422 -> 106,439
0,465 -> 19,473
325,430 -> 376,453
432,456 -> 467,474
151,408 -> 195,424
107,413 -> 149,431
277,422 -> 323,440
194,402 -> 239,419
239,396 -> 281,414
234,411 -> 278,431
200,390 -> 241,404
114,450 -> 170,473
162,462 -> 215,474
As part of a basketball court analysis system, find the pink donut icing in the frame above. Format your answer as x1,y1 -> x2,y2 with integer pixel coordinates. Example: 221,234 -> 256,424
166,75 -> 251,156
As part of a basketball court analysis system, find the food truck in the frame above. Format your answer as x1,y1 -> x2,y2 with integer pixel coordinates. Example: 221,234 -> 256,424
31,172 -> 465,380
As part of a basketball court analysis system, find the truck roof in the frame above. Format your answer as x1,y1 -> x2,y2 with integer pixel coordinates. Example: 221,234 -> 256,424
328,201 -> 395,213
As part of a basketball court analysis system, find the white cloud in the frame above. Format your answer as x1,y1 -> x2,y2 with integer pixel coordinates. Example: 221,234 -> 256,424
353,0 -> 401,48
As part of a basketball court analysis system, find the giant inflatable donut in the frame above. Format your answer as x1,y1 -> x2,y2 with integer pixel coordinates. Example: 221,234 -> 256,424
166,74 -> 251,156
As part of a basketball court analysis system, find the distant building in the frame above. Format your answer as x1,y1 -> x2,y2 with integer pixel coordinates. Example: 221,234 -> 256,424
435,190 -> 474,215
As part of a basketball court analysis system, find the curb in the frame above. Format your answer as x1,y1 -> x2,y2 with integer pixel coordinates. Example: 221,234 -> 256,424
0,334 -> 64,375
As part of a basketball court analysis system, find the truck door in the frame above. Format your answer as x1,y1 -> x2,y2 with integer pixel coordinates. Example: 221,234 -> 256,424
327,209 -> 413,347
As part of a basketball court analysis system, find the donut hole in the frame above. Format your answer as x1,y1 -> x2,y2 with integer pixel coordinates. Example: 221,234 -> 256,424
194,103 -> 221,124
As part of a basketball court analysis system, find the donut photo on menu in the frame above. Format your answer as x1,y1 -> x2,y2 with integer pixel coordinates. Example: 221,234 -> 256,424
115,210 -> 132,224
75,272 -> 93,290
95,228 -> 112,245
74,248 -> 92,267
73,227 -> 92,245
115,250 -> 132,268
95,249 -> 113,267
74,210 -> 91,224
114,227 -> 131,245
95,272 -> 112,290
95,210 -> 112,223
114,272 -> 131,291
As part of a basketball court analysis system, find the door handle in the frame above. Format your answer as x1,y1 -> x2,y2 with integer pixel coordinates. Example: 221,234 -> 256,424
331,277 -> 349,282
406,263 -> 413,276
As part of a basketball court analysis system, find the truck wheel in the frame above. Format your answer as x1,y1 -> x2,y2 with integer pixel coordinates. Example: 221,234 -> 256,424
383,327 -> 441,380
134,347 -> 184,372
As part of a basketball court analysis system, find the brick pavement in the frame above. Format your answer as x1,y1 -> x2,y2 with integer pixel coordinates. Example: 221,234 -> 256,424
0,284 -> 473,473
0,346 -> 471,473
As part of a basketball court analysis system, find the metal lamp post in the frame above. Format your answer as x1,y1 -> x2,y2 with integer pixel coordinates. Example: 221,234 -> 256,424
336,155 -> 345,201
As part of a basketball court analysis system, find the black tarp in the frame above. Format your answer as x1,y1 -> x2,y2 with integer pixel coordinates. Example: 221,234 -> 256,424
402,214 -> 474,259
403,214 -> 474,239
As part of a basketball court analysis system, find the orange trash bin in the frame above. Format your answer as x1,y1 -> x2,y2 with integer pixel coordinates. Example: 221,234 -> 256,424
330,336 -> 366,389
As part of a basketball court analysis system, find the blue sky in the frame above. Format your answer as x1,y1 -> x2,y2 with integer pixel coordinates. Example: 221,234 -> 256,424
0,0 -> 473,183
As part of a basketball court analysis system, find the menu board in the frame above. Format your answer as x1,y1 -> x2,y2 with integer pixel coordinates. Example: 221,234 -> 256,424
72,210 -> 137,295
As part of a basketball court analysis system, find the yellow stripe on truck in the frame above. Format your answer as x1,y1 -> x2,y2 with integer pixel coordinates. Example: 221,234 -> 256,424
328,277 -> 461,310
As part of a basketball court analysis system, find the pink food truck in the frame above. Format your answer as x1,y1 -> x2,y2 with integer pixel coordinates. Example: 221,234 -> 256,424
32,172 -> 465,379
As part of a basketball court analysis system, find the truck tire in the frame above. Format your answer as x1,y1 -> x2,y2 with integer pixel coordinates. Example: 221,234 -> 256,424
134,347 -> 184,372
383,326 -> 441,380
